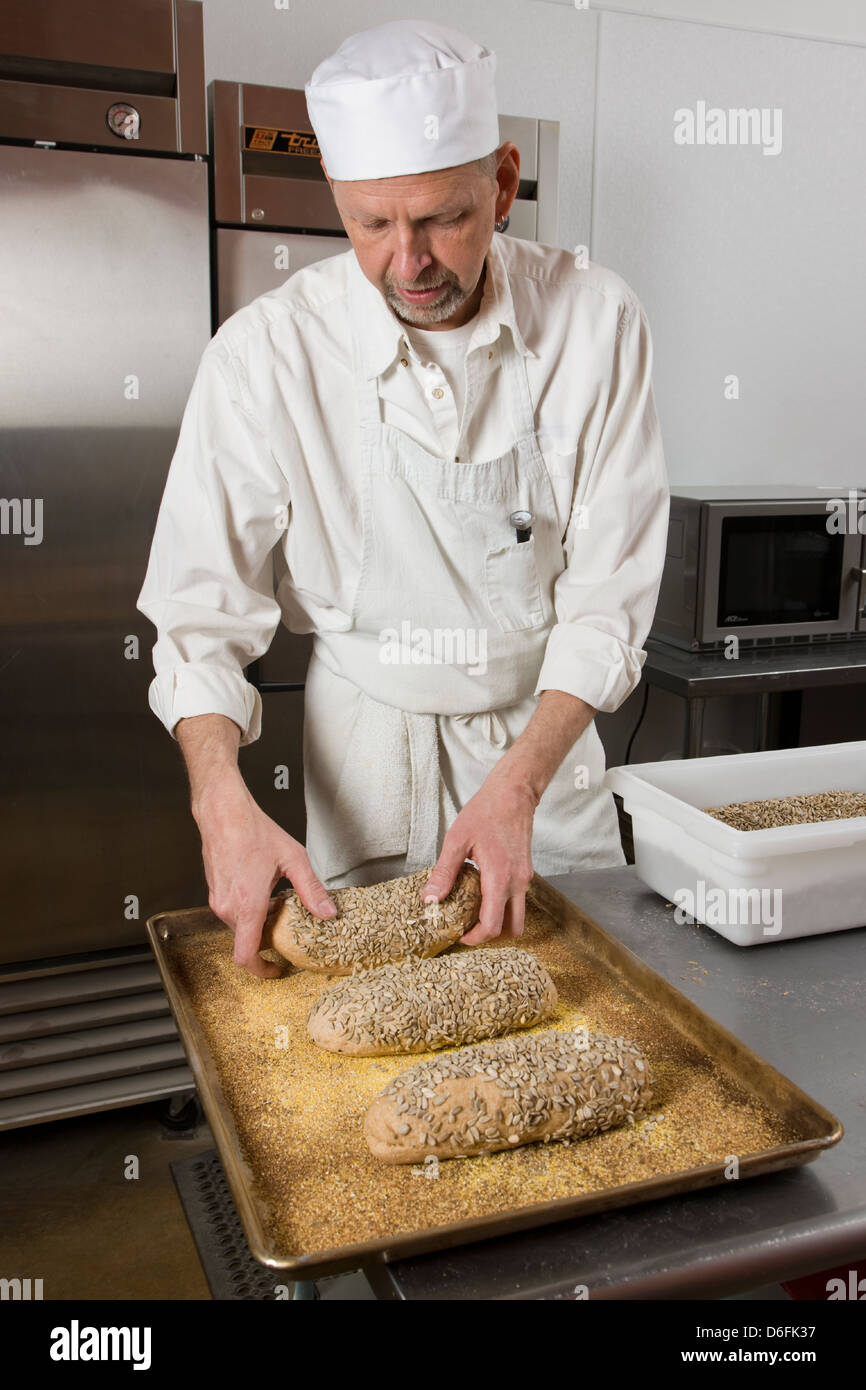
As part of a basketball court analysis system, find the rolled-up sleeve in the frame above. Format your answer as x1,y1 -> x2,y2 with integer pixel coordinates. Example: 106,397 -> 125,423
136,342 -> 287,746
534,295 -> 670,712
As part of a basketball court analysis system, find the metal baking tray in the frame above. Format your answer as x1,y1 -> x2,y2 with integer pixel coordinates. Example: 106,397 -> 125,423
146,874 -> 842,1279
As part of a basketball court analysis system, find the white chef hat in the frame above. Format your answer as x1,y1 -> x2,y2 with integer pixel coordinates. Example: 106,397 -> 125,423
305,20 -> 499,181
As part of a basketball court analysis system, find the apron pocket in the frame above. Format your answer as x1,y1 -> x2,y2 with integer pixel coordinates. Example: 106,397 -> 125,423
484,535 -> 546,633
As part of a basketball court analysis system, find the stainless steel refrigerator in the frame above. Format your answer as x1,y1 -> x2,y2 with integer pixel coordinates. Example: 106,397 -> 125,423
0,0 -> 210,1125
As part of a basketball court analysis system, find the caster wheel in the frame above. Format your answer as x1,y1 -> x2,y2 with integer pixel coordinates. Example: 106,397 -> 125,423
157,1091 -> 201,1133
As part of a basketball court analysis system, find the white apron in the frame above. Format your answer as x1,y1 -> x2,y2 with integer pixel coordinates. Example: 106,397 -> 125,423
302,300 -> 625,887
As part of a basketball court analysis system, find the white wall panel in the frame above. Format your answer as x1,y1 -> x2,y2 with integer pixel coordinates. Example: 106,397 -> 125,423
536,0 -> 866,47
591,11 -> 866,487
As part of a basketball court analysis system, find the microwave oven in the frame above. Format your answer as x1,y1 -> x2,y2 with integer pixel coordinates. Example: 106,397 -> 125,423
651,485 -> 866,651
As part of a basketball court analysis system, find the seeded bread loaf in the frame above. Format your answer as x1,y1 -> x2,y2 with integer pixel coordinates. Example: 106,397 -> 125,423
265,863 -> 481,974
307,948 -> 557,1055
364,1029 -> 652,1163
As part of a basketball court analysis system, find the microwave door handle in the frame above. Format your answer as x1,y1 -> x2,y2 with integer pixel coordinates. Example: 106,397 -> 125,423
854,565 -> 866,620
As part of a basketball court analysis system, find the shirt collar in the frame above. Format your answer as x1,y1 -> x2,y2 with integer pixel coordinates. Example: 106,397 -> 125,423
349,233 -> 535,380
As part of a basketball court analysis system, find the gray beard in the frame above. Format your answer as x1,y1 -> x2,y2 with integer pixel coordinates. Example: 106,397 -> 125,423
383,275 -> 471,326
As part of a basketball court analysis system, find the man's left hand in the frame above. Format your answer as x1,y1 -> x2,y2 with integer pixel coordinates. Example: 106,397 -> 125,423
422,771 -> 537,943
421,690 -> 599,942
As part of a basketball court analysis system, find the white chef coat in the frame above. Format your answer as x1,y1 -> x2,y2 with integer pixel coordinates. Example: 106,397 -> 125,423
137,233 -> 670,883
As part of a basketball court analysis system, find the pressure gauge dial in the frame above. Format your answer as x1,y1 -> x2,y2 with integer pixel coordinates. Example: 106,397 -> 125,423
106,103 -> 141,141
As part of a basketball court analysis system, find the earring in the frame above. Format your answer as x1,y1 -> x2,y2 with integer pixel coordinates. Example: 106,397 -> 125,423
495,214 -> 510,233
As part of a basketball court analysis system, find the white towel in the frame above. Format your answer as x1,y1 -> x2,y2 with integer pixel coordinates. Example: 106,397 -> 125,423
303,652 -> 457,881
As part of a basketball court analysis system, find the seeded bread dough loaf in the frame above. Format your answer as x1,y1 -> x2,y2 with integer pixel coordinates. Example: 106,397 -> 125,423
265,864 -> 481,974
307,948 -> 557,1055
364,1029 -> 652,1163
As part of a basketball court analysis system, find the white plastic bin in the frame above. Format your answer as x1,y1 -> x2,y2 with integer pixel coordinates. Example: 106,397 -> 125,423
605,742 -> 866,945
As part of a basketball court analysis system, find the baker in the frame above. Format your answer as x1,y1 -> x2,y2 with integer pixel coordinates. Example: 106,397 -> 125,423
137,20 -> 670,977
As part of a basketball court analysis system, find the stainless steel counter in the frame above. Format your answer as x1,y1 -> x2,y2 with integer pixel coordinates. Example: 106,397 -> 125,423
370,866 -> 866,1300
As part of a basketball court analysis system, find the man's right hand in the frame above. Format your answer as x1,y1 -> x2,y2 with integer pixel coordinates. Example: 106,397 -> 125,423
193,775 -> 336,978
